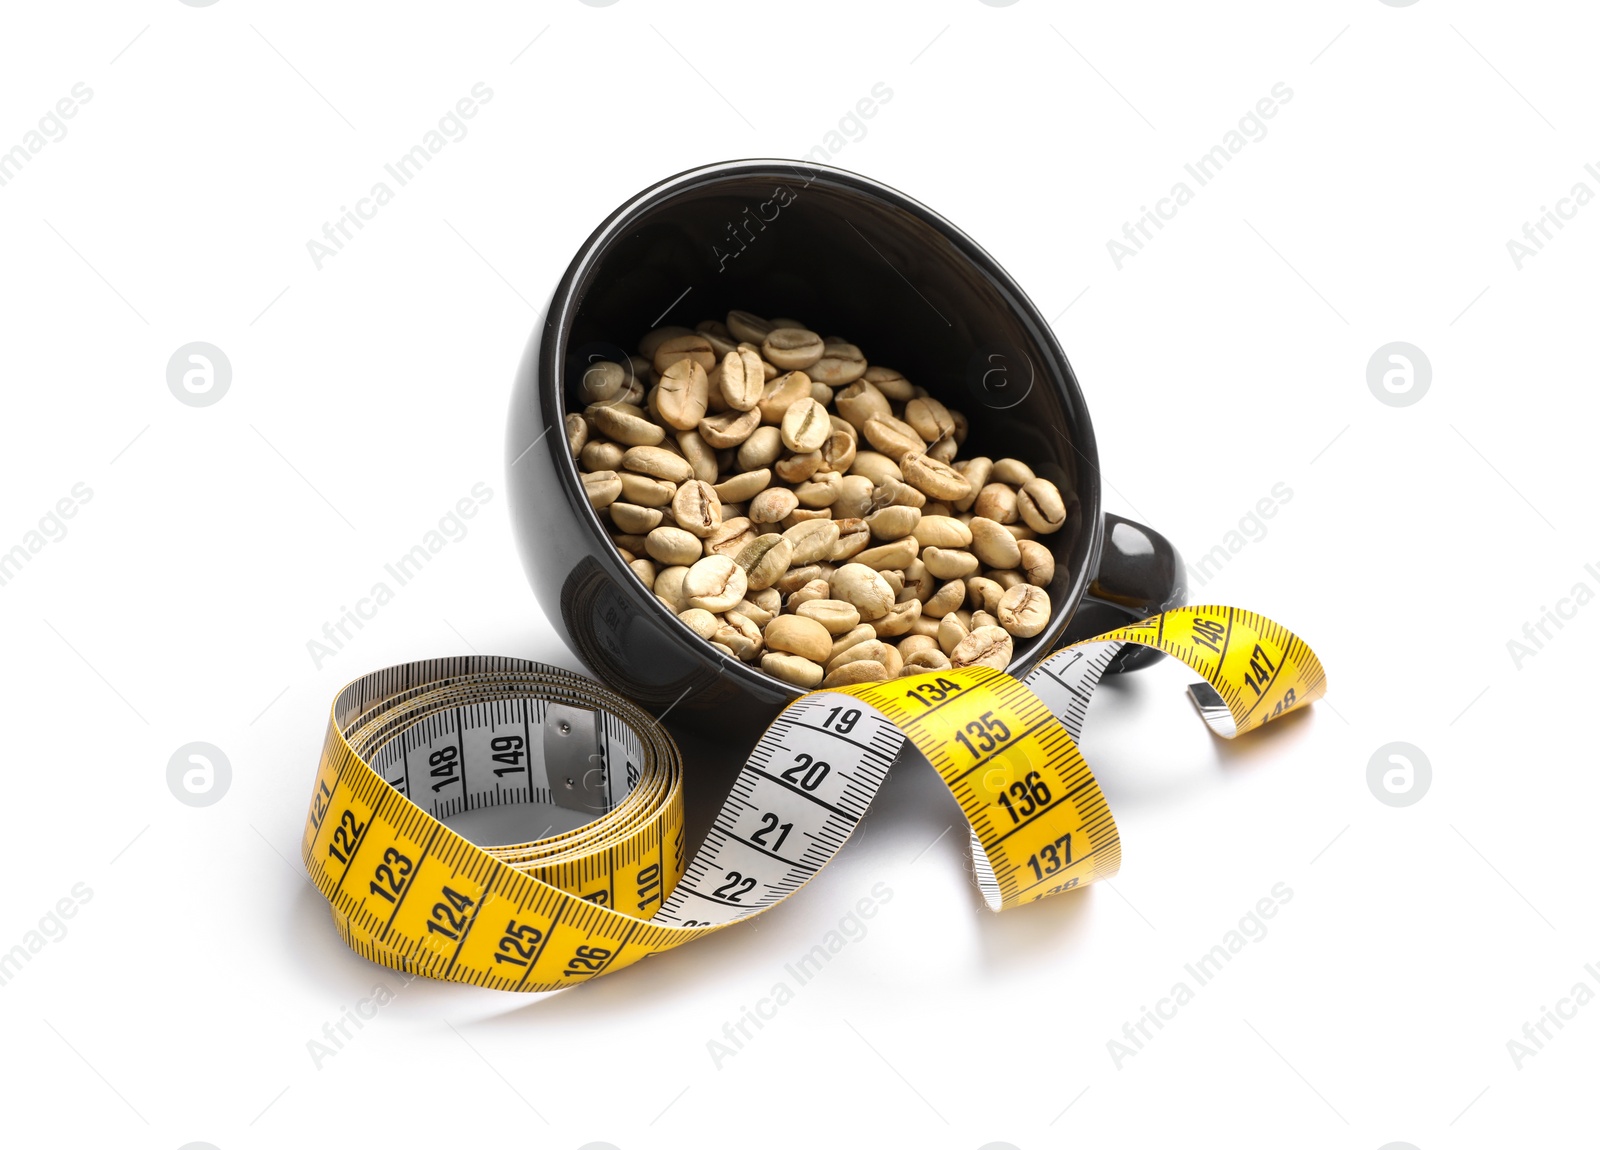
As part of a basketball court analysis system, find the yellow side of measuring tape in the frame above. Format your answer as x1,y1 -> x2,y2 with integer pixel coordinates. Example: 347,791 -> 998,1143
302,605 -> 1325,991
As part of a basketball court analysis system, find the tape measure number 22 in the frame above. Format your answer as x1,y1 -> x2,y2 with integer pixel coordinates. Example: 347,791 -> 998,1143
301,605 -> 1325,990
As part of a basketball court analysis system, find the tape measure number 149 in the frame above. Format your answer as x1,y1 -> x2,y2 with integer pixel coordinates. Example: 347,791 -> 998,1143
301,605 -> 1324,990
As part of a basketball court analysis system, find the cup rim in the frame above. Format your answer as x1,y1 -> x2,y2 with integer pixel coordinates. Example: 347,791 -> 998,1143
538,158 -> 1105,698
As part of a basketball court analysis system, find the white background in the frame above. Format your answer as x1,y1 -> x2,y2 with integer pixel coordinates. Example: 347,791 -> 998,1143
1,2 -> 1595,1148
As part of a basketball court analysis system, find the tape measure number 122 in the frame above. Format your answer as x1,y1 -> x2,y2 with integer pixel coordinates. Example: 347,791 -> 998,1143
301,605 -> 1325,990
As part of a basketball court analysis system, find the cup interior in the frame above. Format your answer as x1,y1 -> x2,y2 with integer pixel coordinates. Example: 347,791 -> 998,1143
550,161 -> 1101,696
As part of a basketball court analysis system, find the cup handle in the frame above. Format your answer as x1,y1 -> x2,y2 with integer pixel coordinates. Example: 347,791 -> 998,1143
1052,513 -> 1187,673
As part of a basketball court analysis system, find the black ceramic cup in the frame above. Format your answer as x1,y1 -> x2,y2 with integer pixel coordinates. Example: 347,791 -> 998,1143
508,160 -> 1184,737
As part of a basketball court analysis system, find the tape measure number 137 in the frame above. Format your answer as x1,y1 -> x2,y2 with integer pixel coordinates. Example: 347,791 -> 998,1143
301,605 -> 1324,990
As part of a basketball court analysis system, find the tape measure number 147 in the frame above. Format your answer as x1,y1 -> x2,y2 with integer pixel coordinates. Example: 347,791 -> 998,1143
301,605 -> 1324,990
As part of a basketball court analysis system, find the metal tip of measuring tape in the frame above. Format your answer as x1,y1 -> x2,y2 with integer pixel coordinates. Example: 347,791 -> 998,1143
1187,681 -> 1238,738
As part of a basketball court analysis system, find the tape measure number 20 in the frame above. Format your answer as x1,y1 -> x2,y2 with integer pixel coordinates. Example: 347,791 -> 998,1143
301,605 -> 1325,991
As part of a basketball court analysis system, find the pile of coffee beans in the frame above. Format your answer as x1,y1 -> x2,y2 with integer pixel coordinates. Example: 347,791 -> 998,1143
567,310 -> 1069,689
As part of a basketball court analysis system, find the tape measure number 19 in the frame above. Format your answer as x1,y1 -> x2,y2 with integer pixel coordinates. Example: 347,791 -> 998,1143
301,605 -> 1325,991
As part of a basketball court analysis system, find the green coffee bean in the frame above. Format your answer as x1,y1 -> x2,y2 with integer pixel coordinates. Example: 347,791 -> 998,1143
574,307 -> 1069,684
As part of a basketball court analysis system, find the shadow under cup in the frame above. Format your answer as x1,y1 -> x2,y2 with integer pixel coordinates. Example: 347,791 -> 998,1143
508,160 -> 1177,738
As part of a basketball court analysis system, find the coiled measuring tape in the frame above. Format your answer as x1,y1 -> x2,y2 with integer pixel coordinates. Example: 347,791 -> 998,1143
302,605 -> 1324,991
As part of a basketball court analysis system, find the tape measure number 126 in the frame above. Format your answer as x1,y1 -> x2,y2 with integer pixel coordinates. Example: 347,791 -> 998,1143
301,605 -> 1324,990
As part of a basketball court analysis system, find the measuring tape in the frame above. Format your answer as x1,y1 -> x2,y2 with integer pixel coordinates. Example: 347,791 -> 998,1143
301,605 -> 1324,990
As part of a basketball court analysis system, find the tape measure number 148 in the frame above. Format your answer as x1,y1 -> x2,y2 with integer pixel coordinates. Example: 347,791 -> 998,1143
301,605 -> 1324,990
